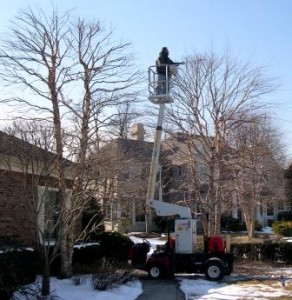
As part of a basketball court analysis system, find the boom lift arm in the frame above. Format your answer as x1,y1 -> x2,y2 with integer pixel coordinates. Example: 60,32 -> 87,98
129,62 -> 233,281
148,198 -> 192,219
146,64 -> 191,219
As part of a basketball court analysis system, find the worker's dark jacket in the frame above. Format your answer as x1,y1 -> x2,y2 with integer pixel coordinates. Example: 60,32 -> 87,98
156,55 -> 174,75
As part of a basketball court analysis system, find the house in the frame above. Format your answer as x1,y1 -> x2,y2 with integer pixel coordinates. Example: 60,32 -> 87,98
161,131 -> 288,228
161,132 -> 209,207
95,124 -> 158,233
255,158 -> 289,226
97,126 -> 211,233
0,131 -> 74,247
100,125 -> 289,233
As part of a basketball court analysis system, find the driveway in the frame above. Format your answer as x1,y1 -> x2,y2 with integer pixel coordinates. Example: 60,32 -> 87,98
137,278 -> 185,300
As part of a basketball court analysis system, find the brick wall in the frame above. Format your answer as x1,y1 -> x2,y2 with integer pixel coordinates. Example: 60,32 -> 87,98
0,170 -> 36,246
0,168 -> 77,247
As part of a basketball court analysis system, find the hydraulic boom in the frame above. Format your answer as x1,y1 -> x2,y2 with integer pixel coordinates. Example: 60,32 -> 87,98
146,64 -> 191,219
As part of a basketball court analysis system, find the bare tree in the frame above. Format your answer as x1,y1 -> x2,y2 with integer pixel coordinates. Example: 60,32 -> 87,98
166,52 -> 275,235
60,18 -> 142,277
0,5 -> 142,293
1,121 -> 69,295
1,121 -> 118,296
0,7 -> 74,282
67,17 -> 142,160
229,113 -> 286,238
284,164 -> 292,210
108,100 -> 142,139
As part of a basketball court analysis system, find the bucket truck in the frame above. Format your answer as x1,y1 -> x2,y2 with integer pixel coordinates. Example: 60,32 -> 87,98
129,64 -> 234,281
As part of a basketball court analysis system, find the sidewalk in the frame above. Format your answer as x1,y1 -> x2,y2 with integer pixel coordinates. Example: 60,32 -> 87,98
137,279 -> 185,300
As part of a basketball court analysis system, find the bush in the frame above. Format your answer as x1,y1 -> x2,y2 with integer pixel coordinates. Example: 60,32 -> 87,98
231,243 -> 261,261
73,244 -> 102,266
91,258 -> 135,291
82,199 -> 104,239
221,216 -> 246,232
255,221 -> 263,231
13,282 -> 59,300
231,242 -> 292,263
72,232 -> 134,273
94,232 -> 134,262
0,249 -> 38,298
272,221 -> 292,236
278,211 -> 292,221
73,246 -> 103,275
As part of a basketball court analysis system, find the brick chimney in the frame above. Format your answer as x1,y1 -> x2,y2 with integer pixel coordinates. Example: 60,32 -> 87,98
131,123 -> 145,141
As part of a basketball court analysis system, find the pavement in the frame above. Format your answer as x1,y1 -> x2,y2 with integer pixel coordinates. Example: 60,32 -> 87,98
137,279 -> 185,300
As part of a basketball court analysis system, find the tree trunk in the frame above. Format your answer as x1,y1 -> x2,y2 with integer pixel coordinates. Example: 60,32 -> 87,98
200,212 -> 209,235
48,60 -> 73,277
244,210 -> 255,239
41,256 -> 50,296
60,230 -> 73,278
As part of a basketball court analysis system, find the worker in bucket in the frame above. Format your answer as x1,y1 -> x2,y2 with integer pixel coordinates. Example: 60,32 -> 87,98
155,47 -> 177,95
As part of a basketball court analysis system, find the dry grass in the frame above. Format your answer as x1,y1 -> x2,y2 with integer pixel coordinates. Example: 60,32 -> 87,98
231,279 -> 292,300
231,261 -> 292,299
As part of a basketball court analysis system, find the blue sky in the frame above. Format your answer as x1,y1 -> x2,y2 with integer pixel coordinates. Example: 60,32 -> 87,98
1,0 -> 292,158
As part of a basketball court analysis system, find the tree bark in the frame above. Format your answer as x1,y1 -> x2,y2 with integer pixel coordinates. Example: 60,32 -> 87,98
41,255 -> 50,296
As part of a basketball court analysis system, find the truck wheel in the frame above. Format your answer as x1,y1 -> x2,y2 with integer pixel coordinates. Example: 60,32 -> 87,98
148,265 -> 163,279
204,261 -> 225,281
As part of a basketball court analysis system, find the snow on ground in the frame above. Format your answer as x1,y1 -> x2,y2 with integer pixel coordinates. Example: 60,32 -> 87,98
131,232 -> 292,299
180,277 -> 291,300
14,276 -> 143,300
260,226 -> 273,234
179,267 -> 292,300
13,232 -> 292,299
15,268 -> 292,300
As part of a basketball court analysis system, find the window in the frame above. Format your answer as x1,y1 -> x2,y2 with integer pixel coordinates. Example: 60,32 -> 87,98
177,166 -> 183,177
44,190 -> 59,239
121,200 -> 131,219
267,202 -> 274,216
278,199 -> 284,211
135,200 -> 145,222
38,186 -> 72,242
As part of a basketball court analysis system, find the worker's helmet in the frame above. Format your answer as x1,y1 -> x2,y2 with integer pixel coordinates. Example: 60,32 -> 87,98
160,47 -> 169,56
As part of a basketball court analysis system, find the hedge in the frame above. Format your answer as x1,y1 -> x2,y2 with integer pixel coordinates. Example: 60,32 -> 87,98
73,232 -> 133,273
231,242 -> 292,263
0,249 -> 38,299
277,211 -> 292,221
91,232 -> 133,262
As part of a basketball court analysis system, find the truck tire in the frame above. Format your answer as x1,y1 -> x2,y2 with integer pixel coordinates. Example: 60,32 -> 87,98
148,264 -> 163,279
204,260 -> 225,281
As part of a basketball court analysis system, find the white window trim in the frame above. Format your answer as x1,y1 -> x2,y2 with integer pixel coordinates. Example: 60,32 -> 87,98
37,186 -> 72,244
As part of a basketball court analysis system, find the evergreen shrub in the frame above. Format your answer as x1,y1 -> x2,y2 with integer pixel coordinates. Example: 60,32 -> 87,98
0,249 -> 38,298
221,216 -> 247,232
95,232 -> 134,262
277,211 -> 292,221
272,221 -> 292,236
73,232 -> 134,273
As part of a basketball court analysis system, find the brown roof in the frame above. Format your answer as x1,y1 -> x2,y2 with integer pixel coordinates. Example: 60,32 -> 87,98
0,130 -> 73,166
116,138 -> 154,161
100,138 -> 154,162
